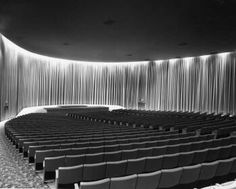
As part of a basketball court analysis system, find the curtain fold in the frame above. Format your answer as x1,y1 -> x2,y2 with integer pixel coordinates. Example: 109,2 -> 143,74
0,35 -> 236,120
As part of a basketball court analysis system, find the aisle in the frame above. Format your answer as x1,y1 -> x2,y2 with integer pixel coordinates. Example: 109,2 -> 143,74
0,120 -> 49,188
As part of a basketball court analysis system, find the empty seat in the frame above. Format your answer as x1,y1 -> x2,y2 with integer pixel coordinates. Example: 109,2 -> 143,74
79,178 -> 110,189
179,164 -> 201,185
144,156 -> 163,173
65,154 -> 85,167
69,147 -> 88,155
218,145 -> 232,160
104,145 -> 119,152
104,151 -> 122,162
106,160 -> 127,178
178,151 -> 194,167
120,143 -> 133,150
166,144 -> 179,154
158,167 -> 182,188
137,147 -> 153,158
88,146 -> 104,154
192,149 -> 208,164
85,153 -> 104,164
152,146 -> 166,156
56,165 -> 83,189
179,142 -> 191,153
83,162 -> 106,182
136,171 -> 161,189
121,149 -> 138,160
198,161 -> 218,181
162,153 -> 179,169
110,174 -> 137,189
205,147 -> 220,162
215,158 -> 233,178
44,156 -> 66,181
126,158 -> 146,175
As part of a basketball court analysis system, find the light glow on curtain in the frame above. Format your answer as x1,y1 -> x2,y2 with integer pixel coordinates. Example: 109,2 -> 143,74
0,34 -> 236,120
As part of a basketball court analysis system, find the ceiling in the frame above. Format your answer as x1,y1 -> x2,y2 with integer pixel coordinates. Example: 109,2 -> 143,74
0,0 -> 236,62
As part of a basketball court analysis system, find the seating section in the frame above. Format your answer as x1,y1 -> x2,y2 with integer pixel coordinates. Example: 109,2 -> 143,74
76,157 -> 236,189
4,109 -> 236,189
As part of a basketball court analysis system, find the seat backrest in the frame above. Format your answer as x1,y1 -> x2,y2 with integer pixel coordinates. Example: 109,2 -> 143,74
65,154 -> 85,167
192,149 -> 208,164
215,158 -> 233,177
106,160 -> 127,178
83,162 -> 106,182
80,178 -> 110,189
85,153 -> 104,164
162,153 -> 179,169
136,171 -> 161,189
104,144 -> 119,152
126,157 -> 146,175
56,164 -> 83,189
198,161 -> 218,181
178,151 -> 194,167
152,146 -> 166,156
179,164 -> 201,184
88,146 -> 104,154
218,145 -> 232,160
158,167 -> 183,188
205,147 -> 220,162
104,151 -> 122,162
137,147 -> 153,158
144,156 -> 163,172
121,149 -> 138,160
166,144 -> 180,155
110,174 -> 137,189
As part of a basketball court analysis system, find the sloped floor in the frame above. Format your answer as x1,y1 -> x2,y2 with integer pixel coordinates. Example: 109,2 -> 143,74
0,120 -> 50,188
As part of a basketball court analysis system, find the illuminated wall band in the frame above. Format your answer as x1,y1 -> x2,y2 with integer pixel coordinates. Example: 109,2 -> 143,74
0,34 -> 236,120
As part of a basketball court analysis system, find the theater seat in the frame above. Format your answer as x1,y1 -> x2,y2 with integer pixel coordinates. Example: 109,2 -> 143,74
106,160 -> 127,178
192,149 -> 208,164
126,157 -> 146,175
158,167 -> 182,188
104,151 -> 122,162
136,171 -> 161,189
110,174 -> 137,189
137,147 -> 153,158
162,153 -> 179,169
179,164 -> 201,185
178,151 -> 194,167
65,154 -> 85,167
198,161 -> 218,181
56,165 -> 83,189
44,155 -> 65,181
85,153 -> 104,164
121,149 -> 138,160
79,178 -> 110,189
144,156 -> 163,172
205,147 -> 220,162
215,158 -> 233,178
83,162 -> 106,182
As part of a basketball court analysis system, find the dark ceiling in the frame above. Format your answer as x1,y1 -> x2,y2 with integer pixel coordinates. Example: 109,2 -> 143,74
0,0 -> 236,62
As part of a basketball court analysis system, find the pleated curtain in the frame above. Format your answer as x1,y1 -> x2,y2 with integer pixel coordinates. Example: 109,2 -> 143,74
0,34 -> 236,120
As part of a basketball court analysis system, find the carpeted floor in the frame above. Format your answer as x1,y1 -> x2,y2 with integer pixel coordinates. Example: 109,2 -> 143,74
0,121 -> 50,188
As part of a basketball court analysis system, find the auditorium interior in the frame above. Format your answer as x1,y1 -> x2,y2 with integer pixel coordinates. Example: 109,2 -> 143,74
1,0 -> 236,188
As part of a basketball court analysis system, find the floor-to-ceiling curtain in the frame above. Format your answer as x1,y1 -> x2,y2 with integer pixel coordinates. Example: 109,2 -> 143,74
0,34 -> 236,120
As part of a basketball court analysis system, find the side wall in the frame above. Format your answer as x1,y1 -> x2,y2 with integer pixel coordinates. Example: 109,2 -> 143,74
0,35 -> 236,120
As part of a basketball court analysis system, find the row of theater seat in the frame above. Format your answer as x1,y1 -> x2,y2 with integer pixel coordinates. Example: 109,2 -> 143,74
43,134 -> 216,179
34,132 -> 198,167
25,130 -> 179,159
54,143 -> 236,188
15,126 -> 150,150
61,157 -> 236,189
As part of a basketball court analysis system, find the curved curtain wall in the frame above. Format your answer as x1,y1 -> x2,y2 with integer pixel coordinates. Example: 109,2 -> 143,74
0,34 -> 236,120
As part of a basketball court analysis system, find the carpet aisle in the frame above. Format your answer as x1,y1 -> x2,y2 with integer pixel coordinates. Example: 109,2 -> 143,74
0,121 -> 49,188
